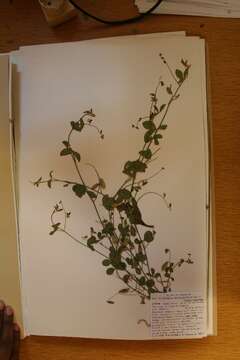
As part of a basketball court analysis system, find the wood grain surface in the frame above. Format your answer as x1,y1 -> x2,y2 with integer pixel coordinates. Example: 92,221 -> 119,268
0,1 -> 240,359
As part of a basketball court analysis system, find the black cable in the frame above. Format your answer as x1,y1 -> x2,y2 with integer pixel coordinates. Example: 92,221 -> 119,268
68,0 -> 163,25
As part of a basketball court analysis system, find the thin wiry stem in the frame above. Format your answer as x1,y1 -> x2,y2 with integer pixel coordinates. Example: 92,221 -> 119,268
60,229 -> 108,258
137,191 -> 171,210
36,177 -> 103,195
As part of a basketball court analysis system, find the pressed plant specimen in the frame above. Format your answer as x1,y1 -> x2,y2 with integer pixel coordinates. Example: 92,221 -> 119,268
33,55 -> 193,305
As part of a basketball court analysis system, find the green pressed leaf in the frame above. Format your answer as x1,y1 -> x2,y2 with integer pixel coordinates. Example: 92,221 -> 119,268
110,249 -> 126,270
159,104 -> 166,112
103,222 -> 115,236
123,274 -> 130,283
72,184 -> 86,198
87,236 -> 97,251
139,149 -> 152,160
118,245 -> 127,254
106,267 -> 115,275
149,287 -> 156,294
73,151 -> 81,162
134,238 -> 141,245
107,300 -> 114,304
62,140 -> 69,147
87,190 -> 97,200
110,255 -> 121,268
139,276 -> 146,286
71,119 -> 84,132
135,253 -> 146,263
88,235 -> 97,243
150,93 -> 157,102
102,195 -> 115,210
143,121 -> 155,131
144,231 -> 154,243
102,259 -> 111,266
166,86 -> 173,95
181,59 -> 188,67
144,129 -> 154,143
119,288 -> 129,294
154,133 -> 163,145
161,261 -> 170,271
49,222 -> 61,236
60,148 -> 72,156
79,118 -> 84,129
159,124 -> 167,130
118,223 -> 129,237
116,262 -> 127,270
146,279 -> 155,288
175,69 -> 184,82
83,109 -> 95,117
117,188 -> 131,201
123,160 -> 147,177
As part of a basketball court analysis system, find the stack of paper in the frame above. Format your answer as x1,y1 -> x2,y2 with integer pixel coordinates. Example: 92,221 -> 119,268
0,32 -> 216,340
135,0 -> 240,18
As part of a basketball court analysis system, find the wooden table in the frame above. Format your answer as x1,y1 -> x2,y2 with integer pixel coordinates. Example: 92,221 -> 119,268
1,1 -> 240,359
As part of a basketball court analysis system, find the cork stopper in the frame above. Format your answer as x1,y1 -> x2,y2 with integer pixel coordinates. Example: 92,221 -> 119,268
39,0 -> 78,27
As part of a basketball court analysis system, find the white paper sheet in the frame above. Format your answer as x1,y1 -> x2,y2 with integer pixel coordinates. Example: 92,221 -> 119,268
135,0 -> 240,18
14,35 -> 209,339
